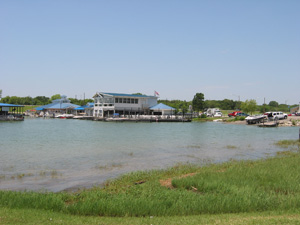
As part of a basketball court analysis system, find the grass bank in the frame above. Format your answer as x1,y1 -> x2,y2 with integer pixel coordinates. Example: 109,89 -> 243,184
1,139 -> 300,223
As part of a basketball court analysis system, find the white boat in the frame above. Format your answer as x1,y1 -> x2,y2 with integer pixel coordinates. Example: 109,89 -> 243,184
245,115 -> 266,124
55,114 -> 74,119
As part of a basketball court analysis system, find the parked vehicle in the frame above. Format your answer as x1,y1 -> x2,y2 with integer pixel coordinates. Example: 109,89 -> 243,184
265,112 -> 287,120
236,112 -> 249,117
228,111 -> 241,117
205,108 -> 223,117
214,111 -> 223,117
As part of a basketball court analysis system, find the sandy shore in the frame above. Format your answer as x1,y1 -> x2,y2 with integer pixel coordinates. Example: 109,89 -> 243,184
222,116 -> 300,126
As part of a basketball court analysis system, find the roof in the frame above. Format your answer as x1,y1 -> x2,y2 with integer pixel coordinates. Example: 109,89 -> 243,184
96,92 -> 156,98
74,102 -> 94,110
150,103 -> 175,110
36,102 -> 80,110
0,103 -> 24,107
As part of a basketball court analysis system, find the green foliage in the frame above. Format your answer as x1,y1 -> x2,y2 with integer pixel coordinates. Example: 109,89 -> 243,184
205,99 -> 241,110
69,98 -> 94,106
192,93 -> 205,112
50,94 -> 61,101
269,101 -> 279,107
241,99 -> 257,115
0,96 -> 50,105
158,100 -> 191,113
131,93 -> 144,95
200,114 -> 207,118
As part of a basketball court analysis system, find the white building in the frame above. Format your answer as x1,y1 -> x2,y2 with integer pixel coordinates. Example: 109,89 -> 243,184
93,92 -> 158,117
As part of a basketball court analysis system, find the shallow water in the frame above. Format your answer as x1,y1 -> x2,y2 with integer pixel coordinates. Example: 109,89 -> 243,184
0,118 -> 298,192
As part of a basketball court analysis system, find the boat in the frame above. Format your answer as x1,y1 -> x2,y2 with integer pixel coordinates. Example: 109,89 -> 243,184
55,114 -> 74,119
245,114 -> 266,124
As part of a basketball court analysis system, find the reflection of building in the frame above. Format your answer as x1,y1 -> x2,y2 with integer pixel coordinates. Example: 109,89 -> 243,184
93,92 -> 158,117
36,95 -> 80,116
0,103 -> 24,121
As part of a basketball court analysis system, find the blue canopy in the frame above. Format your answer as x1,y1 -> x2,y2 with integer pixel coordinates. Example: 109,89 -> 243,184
150,103 -> 175,110
0,103 -> 24,107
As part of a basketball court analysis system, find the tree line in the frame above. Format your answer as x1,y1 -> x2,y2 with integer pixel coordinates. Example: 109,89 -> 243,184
0,93 -> 294,113
0,95 -> 93,106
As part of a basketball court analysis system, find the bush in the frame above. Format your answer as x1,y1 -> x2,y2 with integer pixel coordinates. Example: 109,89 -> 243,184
200,114 -> 207,118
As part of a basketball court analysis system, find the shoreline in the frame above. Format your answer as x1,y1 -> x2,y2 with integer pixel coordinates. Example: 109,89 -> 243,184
221,115 -> 300,127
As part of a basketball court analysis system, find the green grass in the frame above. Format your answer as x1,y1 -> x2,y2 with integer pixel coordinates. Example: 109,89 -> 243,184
1,140 -> 300,223
2,207 -> 300,224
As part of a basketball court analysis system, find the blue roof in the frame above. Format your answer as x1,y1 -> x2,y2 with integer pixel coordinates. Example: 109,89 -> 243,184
0,103 -> 24,107
36,102 -> 80,110
101,92 -> 155,98
150,103 -> 175,110
74,103 -> 94,110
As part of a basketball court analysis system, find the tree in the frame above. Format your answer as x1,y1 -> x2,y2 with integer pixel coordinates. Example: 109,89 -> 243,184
34,96 -> 50,105
241,99 -> 257,115
269,101 -> 279,107
51,94 -> 61,101
192,93 -> 205,112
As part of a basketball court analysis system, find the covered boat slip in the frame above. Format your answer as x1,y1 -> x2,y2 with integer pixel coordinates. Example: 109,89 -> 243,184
0,103 -> 24,121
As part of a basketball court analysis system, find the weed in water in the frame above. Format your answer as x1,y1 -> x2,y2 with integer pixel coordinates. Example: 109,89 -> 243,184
51,170 -> 60,178
39,171 -> 47,177
226,145 -> 238,149
275,139 -> 300,149
186,145 -> 201,149
17,174 -> 25,179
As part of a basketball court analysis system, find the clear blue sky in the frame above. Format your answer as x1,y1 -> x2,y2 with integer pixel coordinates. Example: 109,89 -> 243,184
1,0 -> 299,105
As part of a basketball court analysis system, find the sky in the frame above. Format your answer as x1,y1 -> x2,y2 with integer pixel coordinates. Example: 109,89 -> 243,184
1,0 -> 299,105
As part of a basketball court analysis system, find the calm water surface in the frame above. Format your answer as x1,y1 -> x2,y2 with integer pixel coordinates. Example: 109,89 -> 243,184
0,118 -> 297,192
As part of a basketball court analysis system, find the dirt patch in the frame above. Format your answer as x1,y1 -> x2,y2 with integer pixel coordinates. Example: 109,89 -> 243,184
160,172 -> 197,189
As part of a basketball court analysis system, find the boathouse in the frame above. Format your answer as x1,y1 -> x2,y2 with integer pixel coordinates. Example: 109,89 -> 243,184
74,102 -> 94,116
93,92 -> 158,117
0,103 -> 24,121
36,95 -> 80,116
150,103 -> 175,115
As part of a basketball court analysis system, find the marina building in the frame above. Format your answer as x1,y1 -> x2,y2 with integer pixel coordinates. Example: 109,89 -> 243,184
93,92 -> 158,117
36,95 -> 80,116
0,103 -> 24,121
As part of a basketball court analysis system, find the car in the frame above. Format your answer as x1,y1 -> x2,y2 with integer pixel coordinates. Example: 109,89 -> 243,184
228,111 -> 241,117
265,111 -> 287,120
213,111 -> 223,117
236,112 -> 249,117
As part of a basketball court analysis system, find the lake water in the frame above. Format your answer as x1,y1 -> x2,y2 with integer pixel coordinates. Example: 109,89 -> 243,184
0,118 -> 298,192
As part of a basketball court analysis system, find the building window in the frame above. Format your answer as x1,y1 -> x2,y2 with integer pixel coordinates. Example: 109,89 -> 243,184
119,98 -> 123,103
131,99 -> 134,104
127,98 -> 130,103
135,99 -> 138,104
115,98 -> 119,103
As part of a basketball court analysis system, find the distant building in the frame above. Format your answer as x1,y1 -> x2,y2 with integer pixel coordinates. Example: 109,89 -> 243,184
36,95 -> 80,116
93,92 -> 158,117
290,105 -> 300,114
150,103 -> 175,115
74,102 -> 94,116
0,103 -> 24,121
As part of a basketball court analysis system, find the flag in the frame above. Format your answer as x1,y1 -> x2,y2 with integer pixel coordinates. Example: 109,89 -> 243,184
154,91 -> 160,96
